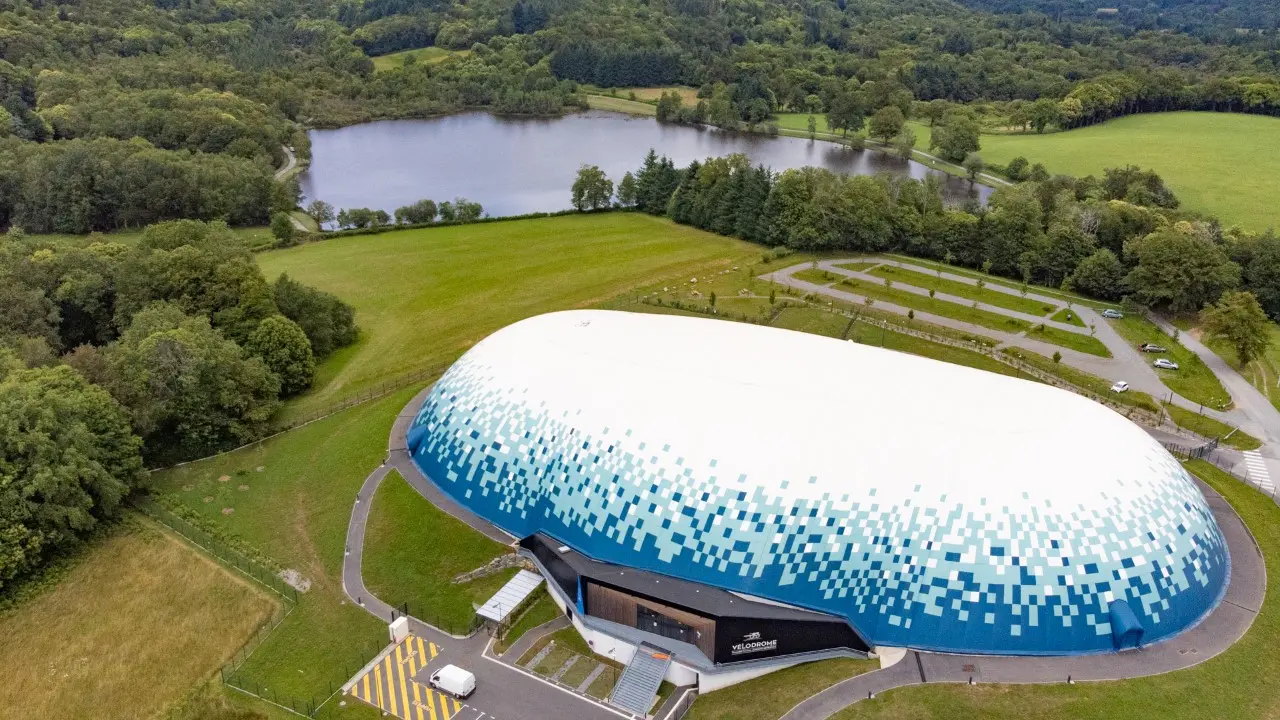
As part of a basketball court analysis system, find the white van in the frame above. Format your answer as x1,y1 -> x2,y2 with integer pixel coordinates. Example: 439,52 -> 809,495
429,664 -> 476,699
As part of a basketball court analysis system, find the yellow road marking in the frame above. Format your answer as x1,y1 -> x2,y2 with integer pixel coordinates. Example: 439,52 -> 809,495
346,635 -> 461,720
398,644 -> 412,720
375,659 -> 385,712
383,652 -> 397,716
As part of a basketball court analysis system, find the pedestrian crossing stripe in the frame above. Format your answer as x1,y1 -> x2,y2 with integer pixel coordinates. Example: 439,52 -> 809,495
347,635 -> 462,720
1243,451 -> 1274,492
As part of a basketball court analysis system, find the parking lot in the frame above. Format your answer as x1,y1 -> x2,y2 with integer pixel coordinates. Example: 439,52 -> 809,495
347,634 -> 465,720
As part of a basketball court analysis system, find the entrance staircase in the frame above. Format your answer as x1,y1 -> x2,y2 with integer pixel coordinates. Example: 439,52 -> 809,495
609,643 -> 672,716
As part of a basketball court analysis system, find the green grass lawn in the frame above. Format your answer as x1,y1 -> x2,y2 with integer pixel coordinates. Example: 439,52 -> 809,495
362,470 -> 514,634
887,254 -> 1117,310
586,95 -> 657,115
960,112 -> 1280,232
1026,322 -> 1111,357
844,318 -> 1023,379
833,261 -> 882,273
0,519 -> 278,720
151,388 -> 422,717
838,459 -> 1278,720
1106,316 -> 1232,408
688,658 -> 878,720
1204,324 -> 1280,412
1163,403 -> 1262,450
370,47 -> 469,72
829,274 -> 1036,336
258,213 -> 756,420
495,589 -> 559,654
867,264 -> 1056,316
1001,347 -> 1160,413
1050,307 -> 1086,327
770,306 -> 852,338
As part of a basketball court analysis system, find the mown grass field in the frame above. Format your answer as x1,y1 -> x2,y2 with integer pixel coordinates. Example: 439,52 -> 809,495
839,460 -> 1279,720
586,95 -> 657,115
152,389 -> 419,716
362,470 -> 515,633
964,112 -> 1280,232
370,47 -> 469,72
258,213 -> 757,419
688,657 -> 878,720
614,86 -> 700,104
0,520 -> 277,720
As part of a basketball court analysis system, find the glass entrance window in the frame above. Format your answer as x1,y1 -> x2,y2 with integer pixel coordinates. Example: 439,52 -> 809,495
637,605 -> 698,645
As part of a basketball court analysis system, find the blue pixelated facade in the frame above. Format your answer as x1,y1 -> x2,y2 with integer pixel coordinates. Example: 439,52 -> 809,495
407,310 -> 1229,656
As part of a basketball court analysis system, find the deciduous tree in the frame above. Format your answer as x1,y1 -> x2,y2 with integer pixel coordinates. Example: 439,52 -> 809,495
1202,291 -> 1271,366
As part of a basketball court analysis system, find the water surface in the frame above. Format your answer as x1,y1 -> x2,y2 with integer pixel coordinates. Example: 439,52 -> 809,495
300,112 -> 992,217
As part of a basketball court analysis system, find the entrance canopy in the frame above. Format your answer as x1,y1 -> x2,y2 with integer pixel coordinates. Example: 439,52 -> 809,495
477,569 -> 544,623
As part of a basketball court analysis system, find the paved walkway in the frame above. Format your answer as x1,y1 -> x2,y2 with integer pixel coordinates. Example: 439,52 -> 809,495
779,476 -> 1265,719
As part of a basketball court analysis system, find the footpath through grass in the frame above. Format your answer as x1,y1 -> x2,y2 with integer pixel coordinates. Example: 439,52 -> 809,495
259,213 -> 755,420
1107,315 -> 1232,408
362,470 -> 515,633
887,254 -> 1117,310
838,459 -> 1278,720
0,519 -> 277,720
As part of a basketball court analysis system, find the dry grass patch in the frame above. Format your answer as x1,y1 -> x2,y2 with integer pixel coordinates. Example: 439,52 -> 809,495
0,520 -> 278,720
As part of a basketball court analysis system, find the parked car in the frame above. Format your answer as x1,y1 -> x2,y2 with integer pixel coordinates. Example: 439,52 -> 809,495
1102,309 -> 1124,319
1154,358 -> 1180,370
1110,381 -> 1130,393
430,665 -> 476,699
1140,343 -> 1167,353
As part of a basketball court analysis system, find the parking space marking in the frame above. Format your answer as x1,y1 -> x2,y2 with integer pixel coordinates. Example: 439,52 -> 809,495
348,635 -> 461,720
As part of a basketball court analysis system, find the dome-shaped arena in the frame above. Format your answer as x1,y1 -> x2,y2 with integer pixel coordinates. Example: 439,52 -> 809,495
407,309 -> 1228,656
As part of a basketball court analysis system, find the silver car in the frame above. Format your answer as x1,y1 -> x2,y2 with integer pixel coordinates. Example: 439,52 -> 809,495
1153,358 -> 1179,370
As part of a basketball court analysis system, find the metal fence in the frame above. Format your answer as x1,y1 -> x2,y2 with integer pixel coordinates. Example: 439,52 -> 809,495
386,600 -> 484,638
134,496 -> 298,602
222,637 -> 390,718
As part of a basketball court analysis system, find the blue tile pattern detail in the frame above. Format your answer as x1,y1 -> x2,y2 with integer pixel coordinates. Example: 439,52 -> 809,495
407,325 -> 1228,656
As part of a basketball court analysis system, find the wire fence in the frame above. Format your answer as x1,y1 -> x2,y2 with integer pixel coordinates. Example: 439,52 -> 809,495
134,496 -> 298,602
152,362 -> 448,473
222,636 -> 390,718
382,600 -> 485,638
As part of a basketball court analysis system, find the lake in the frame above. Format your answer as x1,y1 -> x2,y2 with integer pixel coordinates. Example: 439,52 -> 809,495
299,111 -> 992,218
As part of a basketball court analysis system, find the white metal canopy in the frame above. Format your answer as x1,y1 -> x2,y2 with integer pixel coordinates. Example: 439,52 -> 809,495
476,569 -> 544,623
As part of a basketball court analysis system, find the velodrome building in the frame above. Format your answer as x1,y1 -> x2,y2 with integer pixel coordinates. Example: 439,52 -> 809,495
406,310 -> 1229,689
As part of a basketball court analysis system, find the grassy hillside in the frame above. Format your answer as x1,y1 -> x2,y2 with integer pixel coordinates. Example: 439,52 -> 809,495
258,213 -> 756,419
0,520 -> 277,720
939,112 -> 1278,231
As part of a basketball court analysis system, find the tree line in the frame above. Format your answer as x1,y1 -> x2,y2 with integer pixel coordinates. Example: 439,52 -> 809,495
0,219 -> 359,592
620,148 -> 1280,322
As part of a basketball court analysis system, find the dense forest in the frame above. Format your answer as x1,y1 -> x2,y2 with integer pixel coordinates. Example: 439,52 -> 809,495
0,220 -> 358,591
2,0 -> 1280,231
